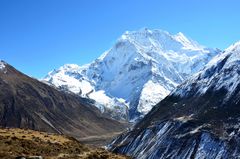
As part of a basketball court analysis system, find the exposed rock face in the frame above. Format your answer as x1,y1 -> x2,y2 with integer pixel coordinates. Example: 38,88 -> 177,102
109,121 -> 233,159
108,42 -> 240,158
0,61 -> 127,142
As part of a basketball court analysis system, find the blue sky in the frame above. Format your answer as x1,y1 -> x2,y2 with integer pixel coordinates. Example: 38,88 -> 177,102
0,0 -> 240,78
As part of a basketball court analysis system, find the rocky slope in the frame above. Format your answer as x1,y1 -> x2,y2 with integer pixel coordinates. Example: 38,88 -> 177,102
108,41 -> 240,159
44,28 -> 219,121
0,61 -> 127,145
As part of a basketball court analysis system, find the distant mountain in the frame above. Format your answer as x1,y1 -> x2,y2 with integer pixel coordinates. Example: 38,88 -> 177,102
109,42 -> 240,159
0,61 -> 126,144
44,28 -> 220,121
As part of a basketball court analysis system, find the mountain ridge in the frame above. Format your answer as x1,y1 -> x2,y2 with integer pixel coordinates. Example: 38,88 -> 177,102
108,41 -> 240,159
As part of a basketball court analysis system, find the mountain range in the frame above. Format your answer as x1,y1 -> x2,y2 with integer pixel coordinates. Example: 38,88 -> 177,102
43,28 -> 220,121
0,28 -> 240,159
109,41 -> 240,158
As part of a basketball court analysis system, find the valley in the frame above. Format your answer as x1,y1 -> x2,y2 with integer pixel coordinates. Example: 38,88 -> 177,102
1,0 -> 239,158
0,60 -> 128,145
0,29 -> 239,159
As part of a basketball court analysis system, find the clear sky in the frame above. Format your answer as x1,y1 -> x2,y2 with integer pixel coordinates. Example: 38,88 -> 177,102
0,0 -> 240,78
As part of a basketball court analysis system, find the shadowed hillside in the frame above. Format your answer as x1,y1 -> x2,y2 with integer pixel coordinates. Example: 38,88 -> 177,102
0,61 -> 128,145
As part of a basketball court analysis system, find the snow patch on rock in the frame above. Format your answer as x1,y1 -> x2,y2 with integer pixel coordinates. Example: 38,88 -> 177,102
0,61 -> 6,70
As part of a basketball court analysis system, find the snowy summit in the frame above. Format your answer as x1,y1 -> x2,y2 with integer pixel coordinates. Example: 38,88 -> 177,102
43,28 -> 220,121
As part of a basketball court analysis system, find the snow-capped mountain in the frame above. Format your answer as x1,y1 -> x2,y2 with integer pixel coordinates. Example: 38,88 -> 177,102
109,41 -> 240,159
43,28 -> 219,121
173,41 -> 240,99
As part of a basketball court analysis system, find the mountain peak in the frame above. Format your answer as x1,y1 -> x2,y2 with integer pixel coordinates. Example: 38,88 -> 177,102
120,28 -> 205,53
44,28 -> 220,121
60,64 -> 80,70
226,40 -> 240,52
122,28 -> 170,39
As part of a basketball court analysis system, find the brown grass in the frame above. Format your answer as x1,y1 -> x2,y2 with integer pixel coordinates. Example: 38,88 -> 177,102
0,128 -> 130,159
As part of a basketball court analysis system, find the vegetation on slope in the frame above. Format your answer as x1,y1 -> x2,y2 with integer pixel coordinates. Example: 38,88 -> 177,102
0,128 -> 130,159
